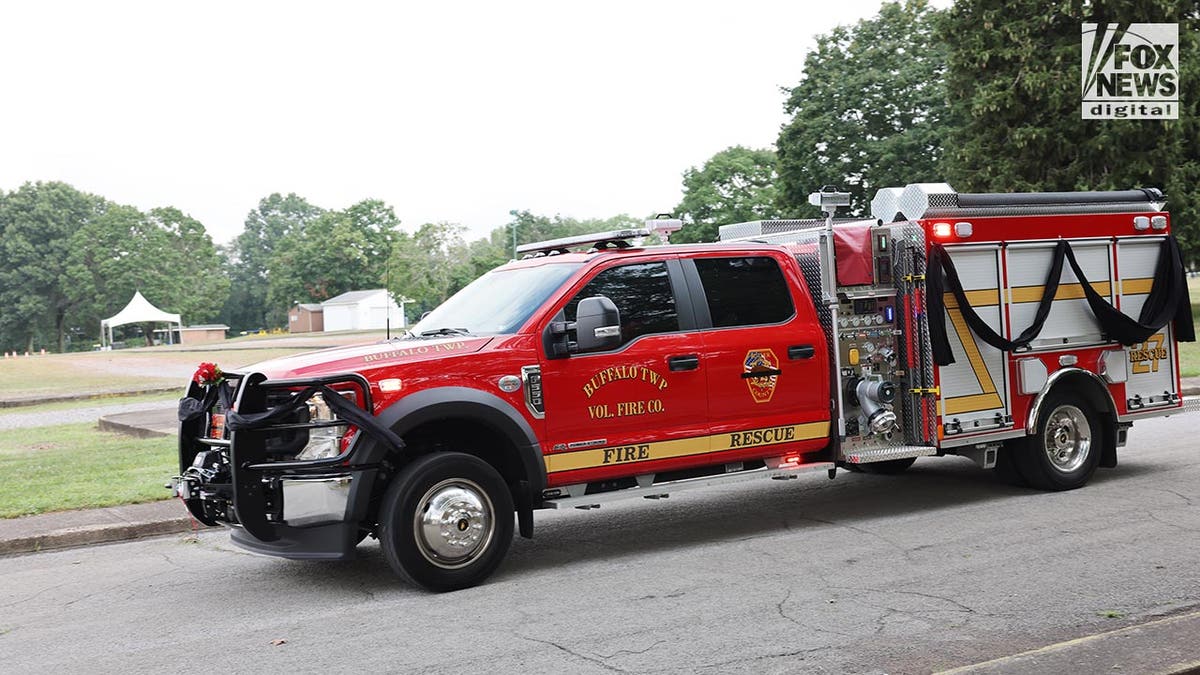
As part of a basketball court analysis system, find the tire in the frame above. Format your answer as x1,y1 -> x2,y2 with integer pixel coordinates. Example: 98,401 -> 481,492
1013,394 -> 1103,491
378,452 -> 514,592
859,457 -> 917,475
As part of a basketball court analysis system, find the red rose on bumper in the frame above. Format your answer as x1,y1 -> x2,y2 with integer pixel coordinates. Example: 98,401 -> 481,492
193,362 -> 224,387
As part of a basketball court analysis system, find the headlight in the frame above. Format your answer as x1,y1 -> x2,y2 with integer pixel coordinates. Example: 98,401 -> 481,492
295,393 -> 344,460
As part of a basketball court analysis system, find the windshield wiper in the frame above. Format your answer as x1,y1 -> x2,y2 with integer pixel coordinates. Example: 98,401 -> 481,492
417,327 -> 472,337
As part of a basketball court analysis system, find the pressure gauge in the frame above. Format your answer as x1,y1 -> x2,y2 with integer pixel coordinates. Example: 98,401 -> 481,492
874,314 -> 884,325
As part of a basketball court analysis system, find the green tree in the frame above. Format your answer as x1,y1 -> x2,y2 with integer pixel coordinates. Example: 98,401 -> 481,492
0,182 -> 104,352
387,222 -> 469,317
942,0 -> 1200,261
672,146 -> 781,243
63,204 -> 229,347
266,199 -> 401,313
224,193 -> 324,331
776,0 -> 948,217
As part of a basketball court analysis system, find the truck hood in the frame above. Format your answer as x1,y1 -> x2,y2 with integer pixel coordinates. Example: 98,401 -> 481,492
239,336 -> 495,380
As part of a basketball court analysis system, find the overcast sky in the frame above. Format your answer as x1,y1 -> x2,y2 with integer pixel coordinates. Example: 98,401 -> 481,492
1,0 -> 896,244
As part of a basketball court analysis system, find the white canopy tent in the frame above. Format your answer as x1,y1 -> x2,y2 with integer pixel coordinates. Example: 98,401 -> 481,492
100,291 -> 182,349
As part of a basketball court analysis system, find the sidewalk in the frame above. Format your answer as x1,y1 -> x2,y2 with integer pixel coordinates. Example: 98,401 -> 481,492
0,499 -> 196,556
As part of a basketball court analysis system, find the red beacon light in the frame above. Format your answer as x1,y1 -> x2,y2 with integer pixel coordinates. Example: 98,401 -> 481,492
932,221 -> 973,239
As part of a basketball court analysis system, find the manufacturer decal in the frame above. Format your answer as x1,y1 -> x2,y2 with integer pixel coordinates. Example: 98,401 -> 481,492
742,349 -> 781,403
567,438 -> 608,449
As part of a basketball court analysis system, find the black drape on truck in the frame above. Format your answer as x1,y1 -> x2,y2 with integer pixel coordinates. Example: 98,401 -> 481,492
928,235 -> 1195,367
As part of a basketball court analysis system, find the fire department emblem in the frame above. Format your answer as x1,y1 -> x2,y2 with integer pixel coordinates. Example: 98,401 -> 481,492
743,349 -> 781,403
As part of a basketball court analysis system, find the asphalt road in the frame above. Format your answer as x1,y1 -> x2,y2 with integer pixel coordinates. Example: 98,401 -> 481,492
1,414 -> 1197,674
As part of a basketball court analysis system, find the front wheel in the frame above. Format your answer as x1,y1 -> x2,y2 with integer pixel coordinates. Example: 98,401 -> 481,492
378,452 -> 514,592
1013,394 -> 1103,491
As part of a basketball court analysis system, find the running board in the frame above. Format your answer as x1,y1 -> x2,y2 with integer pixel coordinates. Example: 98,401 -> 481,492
1183,396 -> 1200,414
542,461 -> 836,510
844,445 -> 938,464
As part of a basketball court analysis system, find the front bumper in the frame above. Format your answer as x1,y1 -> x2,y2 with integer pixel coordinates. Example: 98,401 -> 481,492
176,371 -> 397,559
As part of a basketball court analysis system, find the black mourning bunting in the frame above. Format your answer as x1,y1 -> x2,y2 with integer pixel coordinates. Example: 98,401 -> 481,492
928,236 -> 1195,367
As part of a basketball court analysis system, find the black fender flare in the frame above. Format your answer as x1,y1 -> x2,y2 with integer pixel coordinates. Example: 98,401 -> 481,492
352,387 -> 546,535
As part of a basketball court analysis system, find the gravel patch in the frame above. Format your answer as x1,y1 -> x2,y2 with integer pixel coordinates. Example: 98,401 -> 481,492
0,399 -> 179,431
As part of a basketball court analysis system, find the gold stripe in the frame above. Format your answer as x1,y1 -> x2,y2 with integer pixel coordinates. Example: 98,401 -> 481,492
944,392 -> 1005,415
1121,277 -> 1154,295
1009,281 -> 1112,303
544,421 -> 830,473
943,289 -> 1000,309
944,305 -> 1001,404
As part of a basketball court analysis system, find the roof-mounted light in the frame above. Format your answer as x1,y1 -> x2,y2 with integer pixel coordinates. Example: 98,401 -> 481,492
646,213 -> 683,238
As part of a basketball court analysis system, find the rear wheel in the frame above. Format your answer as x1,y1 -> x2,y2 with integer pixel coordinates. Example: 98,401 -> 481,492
378,452 -> 514,592
1013,394 -> 1103,491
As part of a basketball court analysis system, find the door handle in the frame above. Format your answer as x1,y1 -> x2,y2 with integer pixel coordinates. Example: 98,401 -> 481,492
668,354 -> 700,371
788,344 -> 815,360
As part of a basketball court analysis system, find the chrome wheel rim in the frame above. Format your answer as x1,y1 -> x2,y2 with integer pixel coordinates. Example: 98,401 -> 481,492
414,478 -> 495,569
1043,404 -> 1092,473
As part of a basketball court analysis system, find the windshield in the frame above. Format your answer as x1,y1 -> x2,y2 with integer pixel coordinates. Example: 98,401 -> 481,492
409,262 -> 581,336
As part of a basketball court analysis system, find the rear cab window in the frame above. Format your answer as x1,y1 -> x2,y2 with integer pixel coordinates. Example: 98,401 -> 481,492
693,256 -> 795,328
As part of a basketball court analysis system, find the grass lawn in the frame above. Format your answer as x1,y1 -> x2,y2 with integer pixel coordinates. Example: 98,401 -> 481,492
1184,277 -> 1200,378
0,423 -> 176,518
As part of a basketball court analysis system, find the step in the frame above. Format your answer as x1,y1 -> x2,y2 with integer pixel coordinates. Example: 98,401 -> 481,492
542,460 -> 836,510
843,445 -> 938,464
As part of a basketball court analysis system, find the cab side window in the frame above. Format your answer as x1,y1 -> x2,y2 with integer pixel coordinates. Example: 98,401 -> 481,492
564,261 -> 678,348
695,256 -> 794,328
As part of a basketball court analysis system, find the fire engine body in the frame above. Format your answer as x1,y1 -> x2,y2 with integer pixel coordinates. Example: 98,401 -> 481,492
174,184 -> 1193,591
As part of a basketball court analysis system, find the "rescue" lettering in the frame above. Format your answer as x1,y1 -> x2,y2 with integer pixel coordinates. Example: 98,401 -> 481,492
728,425 -> 796,448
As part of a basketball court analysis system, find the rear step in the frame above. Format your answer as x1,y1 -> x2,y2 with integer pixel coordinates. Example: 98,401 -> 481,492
844,445 -> 938,464
542,459 -> 836,510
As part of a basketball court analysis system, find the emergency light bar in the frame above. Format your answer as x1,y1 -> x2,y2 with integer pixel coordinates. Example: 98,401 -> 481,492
516,229 -> 651,257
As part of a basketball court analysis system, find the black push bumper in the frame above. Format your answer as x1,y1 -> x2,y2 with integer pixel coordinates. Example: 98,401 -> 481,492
176,371 -> 404,559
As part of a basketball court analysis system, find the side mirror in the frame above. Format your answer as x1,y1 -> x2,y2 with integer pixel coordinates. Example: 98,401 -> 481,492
574,296 -> 621,352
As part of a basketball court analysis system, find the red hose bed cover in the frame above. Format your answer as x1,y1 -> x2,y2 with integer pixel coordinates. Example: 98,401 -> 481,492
833,221 -> 874,286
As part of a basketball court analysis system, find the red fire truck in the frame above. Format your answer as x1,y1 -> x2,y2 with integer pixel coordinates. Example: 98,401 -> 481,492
174,184 -> 1194,591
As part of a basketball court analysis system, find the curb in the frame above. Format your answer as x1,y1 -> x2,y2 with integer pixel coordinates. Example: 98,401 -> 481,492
0,516 -> 198,557
96,416 -> 173,438
0,386 -> 181,409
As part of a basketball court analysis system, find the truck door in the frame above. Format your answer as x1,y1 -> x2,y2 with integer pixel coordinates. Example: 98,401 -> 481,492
683,253 -> 831,459
936,244 -> 1011,433
1117,236 -> 1180,408
537,257 -> 710,486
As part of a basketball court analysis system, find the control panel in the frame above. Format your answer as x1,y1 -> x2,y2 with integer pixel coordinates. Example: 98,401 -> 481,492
837,293 -> 906,445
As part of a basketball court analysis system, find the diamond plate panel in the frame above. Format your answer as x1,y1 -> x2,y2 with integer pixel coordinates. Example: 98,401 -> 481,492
897,183 -> 957,221
870,187 -> 905,223
845,445 -> 938,464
